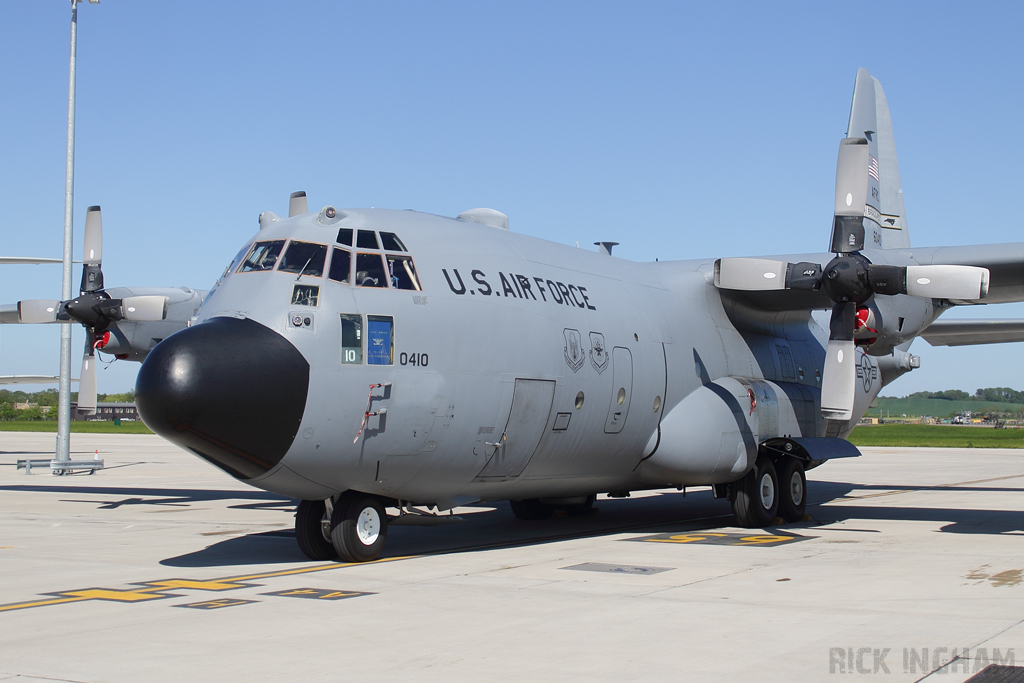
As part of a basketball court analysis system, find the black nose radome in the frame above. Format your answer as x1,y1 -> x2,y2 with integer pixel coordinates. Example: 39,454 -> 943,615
136,316 -> 310,480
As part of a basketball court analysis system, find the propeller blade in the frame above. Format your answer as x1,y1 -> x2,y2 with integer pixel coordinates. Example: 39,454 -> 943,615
288,191 -> 308,217
80,206 -> 104,293
905,265 -> 990,300
830,138 -> 870,253
78,351 -> 98,415
83,206 -> 103,265
821,338 -> 857,421
121,295 -> 168,321
18,299 -> 61,324
714,258 -> 788,291
821,303 -> 857,421
714,258 -> 823,292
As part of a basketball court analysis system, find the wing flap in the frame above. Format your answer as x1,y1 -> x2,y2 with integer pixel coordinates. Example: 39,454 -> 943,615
921,319 -> 1024,346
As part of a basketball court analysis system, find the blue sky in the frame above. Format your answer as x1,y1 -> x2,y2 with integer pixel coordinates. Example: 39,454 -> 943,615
1,1 -> 1022,396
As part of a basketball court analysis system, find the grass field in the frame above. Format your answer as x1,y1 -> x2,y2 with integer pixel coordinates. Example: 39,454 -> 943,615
0,421 -> 153,434
0,421 -> 1020,447
866,397 -> 1023,418
849,424 -> 1024,448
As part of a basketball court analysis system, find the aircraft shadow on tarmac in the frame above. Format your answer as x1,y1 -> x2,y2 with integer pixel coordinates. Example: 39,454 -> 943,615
810,480 -> 1024,535
160,480 -> 1022,569
3,482 -> 1018,568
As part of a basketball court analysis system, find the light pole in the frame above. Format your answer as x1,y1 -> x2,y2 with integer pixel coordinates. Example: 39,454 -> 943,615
54,0 -> 100,470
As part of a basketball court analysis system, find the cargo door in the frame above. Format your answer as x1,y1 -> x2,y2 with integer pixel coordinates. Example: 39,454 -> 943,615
476,379 -> 555,479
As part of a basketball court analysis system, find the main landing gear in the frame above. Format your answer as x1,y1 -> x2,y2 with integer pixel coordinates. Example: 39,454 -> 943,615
729,453 -> 806,528
295,492 -> 389,563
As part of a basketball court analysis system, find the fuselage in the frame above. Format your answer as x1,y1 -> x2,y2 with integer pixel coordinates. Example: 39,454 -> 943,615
136,207 -> 886,506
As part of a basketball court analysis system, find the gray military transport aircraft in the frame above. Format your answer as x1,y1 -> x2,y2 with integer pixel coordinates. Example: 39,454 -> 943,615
10,69 -> 1024,563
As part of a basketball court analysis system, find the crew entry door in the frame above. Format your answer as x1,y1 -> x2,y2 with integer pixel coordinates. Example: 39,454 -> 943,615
605,347 -> 633,433
476,379 -> 555,479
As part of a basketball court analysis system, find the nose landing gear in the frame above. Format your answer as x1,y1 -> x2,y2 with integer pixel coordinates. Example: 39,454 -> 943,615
295,499 -> 338,561
329,493 -> 388,563
295,493 -> 389,563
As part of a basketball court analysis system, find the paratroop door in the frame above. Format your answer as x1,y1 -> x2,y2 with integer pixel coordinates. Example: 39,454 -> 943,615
605,347 -> 633,434
476,379 -> 555,478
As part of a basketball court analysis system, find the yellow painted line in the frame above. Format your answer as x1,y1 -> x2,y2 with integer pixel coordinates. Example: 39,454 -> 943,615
0,597 -> 89,612
139,579 -> 253,591
226,555 -> 412,582
55,588 -> 169,602
0,555 -> 414,613
836,472 -> 1024,501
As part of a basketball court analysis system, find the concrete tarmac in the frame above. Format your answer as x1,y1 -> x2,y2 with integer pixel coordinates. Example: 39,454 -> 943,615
1,433 -> 1022,682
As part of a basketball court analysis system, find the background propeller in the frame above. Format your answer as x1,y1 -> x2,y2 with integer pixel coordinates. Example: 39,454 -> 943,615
13,206 -> 168,414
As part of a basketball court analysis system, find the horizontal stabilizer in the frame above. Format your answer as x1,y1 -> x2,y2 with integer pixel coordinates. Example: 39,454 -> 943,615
921,319 -> 1024,346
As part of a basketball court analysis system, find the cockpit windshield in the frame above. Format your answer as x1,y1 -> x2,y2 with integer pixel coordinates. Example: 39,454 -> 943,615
278,241 -> 328,278
237,240 -> 285,272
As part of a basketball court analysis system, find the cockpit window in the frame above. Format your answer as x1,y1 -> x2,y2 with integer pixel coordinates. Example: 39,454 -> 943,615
356,230 -> 380,250
278,241 -> 328,278
355,253 -> 388,288
328,247 -> 351,284
386,255 -> 422,291
336,228 -> 353,247
222,243 -> 251,279
379,232 -> 407,252
237,240 -> 285,272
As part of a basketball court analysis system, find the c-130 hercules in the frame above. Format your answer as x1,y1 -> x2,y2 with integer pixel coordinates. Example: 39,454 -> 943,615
89,69 -> 1024,562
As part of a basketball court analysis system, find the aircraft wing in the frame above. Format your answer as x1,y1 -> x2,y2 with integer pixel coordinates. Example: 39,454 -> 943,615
0,375 -> 65,385
905,243 -> 1024,304
0,257 -> 61,265
921,319 -> 1024,346
0,303 -> 18,324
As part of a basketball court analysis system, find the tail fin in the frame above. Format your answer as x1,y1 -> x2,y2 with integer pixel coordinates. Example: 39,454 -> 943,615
847,69 -> 911,249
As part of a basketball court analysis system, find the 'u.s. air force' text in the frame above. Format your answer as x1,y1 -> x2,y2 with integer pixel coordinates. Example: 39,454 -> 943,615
442,268 -> 596,311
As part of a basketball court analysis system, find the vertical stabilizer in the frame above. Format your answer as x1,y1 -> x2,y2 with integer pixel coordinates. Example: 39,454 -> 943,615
846,69 -> 911,249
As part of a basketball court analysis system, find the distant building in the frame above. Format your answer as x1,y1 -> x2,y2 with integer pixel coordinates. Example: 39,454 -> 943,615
71,402 -> 138,421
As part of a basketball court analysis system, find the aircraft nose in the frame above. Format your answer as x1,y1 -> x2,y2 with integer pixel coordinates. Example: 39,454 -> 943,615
136,316 -> 310,480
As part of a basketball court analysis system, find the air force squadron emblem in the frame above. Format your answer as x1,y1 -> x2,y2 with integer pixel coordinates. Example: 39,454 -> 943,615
563,328 -> 584,372
589,332 -> 608,374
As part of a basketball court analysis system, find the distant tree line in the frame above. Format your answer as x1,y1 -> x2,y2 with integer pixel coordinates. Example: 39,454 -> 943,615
886,387 -> 1024,404
0,388 -> 136,421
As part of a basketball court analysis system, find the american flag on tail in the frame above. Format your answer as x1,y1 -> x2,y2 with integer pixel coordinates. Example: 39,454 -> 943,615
868,155 -> 879,181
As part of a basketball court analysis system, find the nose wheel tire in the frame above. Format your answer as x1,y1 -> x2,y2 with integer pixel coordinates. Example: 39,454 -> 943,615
730,454 -> 780,528
777,458 -> 807,523
295,499 -> 338,561
331,493 -> 388,563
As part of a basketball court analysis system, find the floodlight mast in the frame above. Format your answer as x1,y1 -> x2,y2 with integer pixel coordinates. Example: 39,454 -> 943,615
54,0 -> 98,470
